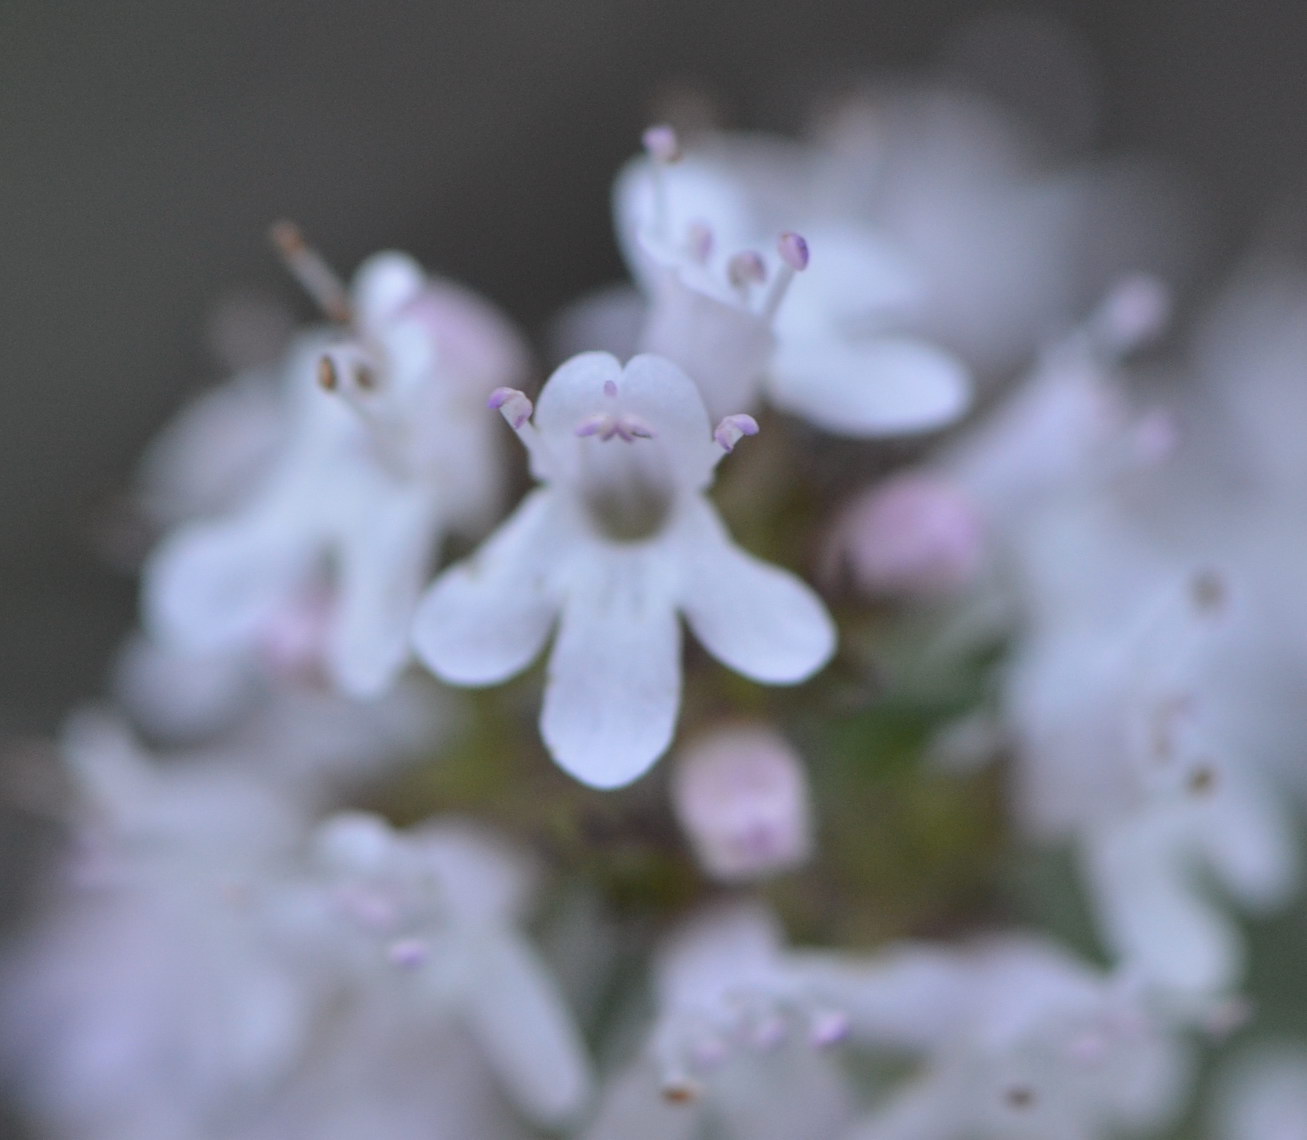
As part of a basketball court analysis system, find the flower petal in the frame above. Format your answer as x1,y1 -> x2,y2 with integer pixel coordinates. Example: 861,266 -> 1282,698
676,500 -> 835,685
142,518 -> 309,655
541,546 -> 682,788
327,485 -> 442,698
461,931 -> 593,1127
411,490 -> 563,686
769,336 -> 970,437
1080,817 -> 1242,995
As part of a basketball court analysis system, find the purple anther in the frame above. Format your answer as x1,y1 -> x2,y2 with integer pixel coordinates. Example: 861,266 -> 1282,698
614,414 -> 655,442
778,232 -> 810,272
489,387 -> 533,429
809,1009 -> 850,1048
386,937 -> 431,970
576,413 -> 612,438
642,123 -> 681,163
713,413 -> 760,452
603,378 -> 619,397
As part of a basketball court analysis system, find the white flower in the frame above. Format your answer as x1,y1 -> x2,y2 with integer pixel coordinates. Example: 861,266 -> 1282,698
611,126 -> 971,436
582,900 -> 854,1140
143,228 -> 528,698
279,812 -> 594,1131
800,935 -> 1193,1140
671,724 -> 813,882
1212,1043 -> 1307,1140
1008,564 -> 1299,997
0,710 -> 320,1140
411,351 -> 836,788
111,631 -> 446,793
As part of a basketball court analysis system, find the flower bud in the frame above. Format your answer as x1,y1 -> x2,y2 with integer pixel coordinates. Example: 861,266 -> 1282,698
829,472 -> 985,600
671,726 -> 812,882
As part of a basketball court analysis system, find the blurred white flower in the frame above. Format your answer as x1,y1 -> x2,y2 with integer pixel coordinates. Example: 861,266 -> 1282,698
2,717 -> 592,1138
1212,1043 -> 1307,1140
0,710 -> 319,1140
611,126 -> 971,436
799,934 -> 1193,1140
280,812 -> 594,1131
143,231 -> 528,698
412,351 -> 835,788
582,900 -> 854,1140
111,631 -> 446,792
671,724 -> 813,882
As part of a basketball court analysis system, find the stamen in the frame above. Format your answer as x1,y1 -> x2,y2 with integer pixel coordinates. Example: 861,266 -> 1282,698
728,251 -> 768,300
576,413 -> 611,438
1005,1085 -> 1036,1109
603,378 -> 619,398
489,387 -> 534,430
268,220 -> 353,325
317,355 -> 339,391
662,1080 -> 700,1105
387,937 -> 431,970
714,413 -> 760,452
642,123 -> 681,164
686,221 -> 714,263
1187,764 -> 1216,795
808,1007 -> 851,1047
761,232 -> 810,323
1190,569 -> 1228,616
614,414 -> 655,441
642,124 -> 681,242
1093,274 -> 1172,357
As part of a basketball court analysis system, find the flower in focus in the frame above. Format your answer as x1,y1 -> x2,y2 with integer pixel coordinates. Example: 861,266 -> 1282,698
411,351 -> 835,788
142,227 -> 529,698
610,126 -> 971,436
671,724 -> 813,882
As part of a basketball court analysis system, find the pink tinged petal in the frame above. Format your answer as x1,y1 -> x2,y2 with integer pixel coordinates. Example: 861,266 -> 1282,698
326,487 -> 442,698
461,933 -> 593,1127
769,337 -> 971,438
541,551 -> 682,788
677,501 -> 835,685
638,273 -> 775,422
142,519 -> 309,655
411,490 -> 561,686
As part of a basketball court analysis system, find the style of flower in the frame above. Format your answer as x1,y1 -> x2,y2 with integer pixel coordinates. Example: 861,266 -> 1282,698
411,351 -> 836,788
142,225 -> 528,698
611,126 -> 971,436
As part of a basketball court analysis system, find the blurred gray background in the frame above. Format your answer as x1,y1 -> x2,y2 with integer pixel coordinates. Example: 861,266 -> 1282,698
1,0 -> 1304,736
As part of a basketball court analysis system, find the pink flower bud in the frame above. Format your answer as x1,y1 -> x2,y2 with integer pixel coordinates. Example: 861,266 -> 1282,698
671,726 -> 812,883
829,473 -> 985,600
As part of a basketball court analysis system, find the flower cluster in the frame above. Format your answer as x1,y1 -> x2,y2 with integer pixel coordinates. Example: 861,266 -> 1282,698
8,42 -> 1307,1140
